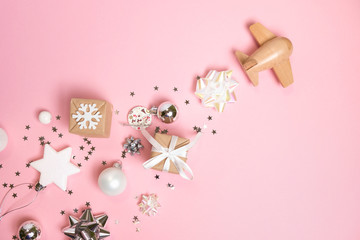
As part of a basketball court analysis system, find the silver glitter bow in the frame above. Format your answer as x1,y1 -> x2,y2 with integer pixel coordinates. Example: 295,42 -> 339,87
63,209 -> 110,240
123,136 -> 143,155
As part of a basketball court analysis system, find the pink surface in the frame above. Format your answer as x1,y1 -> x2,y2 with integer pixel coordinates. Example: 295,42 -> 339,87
1,0 -> 360,239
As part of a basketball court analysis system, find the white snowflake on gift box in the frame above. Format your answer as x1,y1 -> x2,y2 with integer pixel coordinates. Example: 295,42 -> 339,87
72,103 -> 102,130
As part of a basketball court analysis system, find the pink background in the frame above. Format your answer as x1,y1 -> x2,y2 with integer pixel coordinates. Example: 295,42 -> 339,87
1,0 -> 360,239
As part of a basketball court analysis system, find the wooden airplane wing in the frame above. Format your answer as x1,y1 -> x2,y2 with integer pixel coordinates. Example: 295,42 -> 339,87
249,23 -> 276,45
273,59 -> 294,88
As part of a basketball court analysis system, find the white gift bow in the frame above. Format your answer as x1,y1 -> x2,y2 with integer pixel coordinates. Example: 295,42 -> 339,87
140,127 -> 203,180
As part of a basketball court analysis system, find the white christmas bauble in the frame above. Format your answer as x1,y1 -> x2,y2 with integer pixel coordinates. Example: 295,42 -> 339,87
98,163 -> 127,196
0,128 -> 8,152
38,111 -> 52,124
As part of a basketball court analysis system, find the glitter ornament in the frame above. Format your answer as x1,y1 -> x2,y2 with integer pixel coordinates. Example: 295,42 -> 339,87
123,137 -> 143,155
127,106 -> 152,130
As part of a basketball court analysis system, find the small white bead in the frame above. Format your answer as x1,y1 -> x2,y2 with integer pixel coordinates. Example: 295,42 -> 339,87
39,111 -> 52,124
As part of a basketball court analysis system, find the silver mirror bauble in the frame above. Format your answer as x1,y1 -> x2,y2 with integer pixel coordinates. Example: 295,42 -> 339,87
18,220 -> 42,240
150,102 -> 178,123
98,162 -> 127,196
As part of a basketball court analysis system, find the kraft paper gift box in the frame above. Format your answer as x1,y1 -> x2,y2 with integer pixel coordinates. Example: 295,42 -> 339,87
150,133 -> 190,174
69,98 -> 113,138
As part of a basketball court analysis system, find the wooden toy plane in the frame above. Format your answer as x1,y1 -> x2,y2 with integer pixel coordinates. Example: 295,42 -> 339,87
236,23 -> 294,87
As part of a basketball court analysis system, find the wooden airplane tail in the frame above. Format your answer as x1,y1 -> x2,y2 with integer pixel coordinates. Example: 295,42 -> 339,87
245,69 -> 259,86
235,51 -> 259,86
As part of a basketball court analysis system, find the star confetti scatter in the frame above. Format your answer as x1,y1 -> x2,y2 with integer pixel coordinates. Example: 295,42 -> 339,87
60,210 -> 65,215
173,87 -> 178,92
28,184 -> 33,189
132,216 -> 140,224
185,100 -> 190,105
12,235 -> 18,239
23,136 -> 28,141
167,183 -> 175,190
0,164 -> 3,169
85,202 -> 91,207
15,171 -> 20,176
56,115 -> 61,120
160,129 -> 168,134
3,183 -> 7,188
25,125 -> 30,130
67,190 -> 73,195
155,126 -> 160,133
212,129 -> 217,135
102,161 -> 107,165
77,163 -> 82,168
138,193 -> 161,216
86,140 -> 92,145
58,133 -> 63,138
83,138 -> 88,142
79,145 -> 84,151
130,91 -> 135,97
154,174 -> 160,180
52,126 -> 58,132
12,193 -> 17,198
91,146 -> 96,151
73,208 -> 78,213
84,156 -> 89,161
9,184 -> 14,189
208,116 -> 213,121
154,86 -> 159,91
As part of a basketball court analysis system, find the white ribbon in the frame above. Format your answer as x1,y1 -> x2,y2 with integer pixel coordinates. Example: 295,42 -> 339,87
140,128 -> 203,180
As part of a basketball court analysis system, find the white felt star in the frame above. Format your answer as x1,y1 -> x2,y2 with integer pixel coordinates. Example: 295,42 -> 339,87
31,144 -> 80,191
